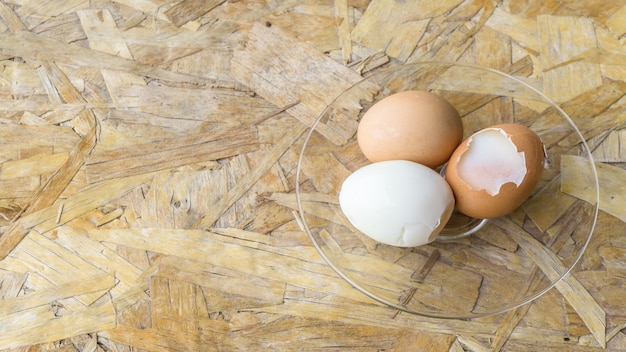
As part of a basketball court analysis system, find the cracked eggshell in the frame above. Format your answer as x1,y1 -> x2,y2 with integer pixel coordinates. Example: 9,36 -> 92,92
339,160 -> 455,247
445,124 -> 545,219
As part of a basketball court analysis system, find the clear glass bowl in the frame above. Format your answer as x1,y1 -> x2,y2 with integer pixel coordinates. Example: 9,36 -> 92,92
295,62 -> 599,319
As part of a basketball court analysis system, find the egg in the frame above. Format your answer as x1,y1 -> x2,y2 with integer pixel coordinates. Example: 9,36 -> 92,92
357,90 -> 463,168
339,160 -> 455,247
444,124 -> 545,219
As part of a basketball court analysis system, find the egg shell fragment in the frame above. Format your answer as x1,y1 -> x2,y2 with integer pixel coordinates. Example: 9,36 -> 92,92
339,160 -> 455,247
357,90 -> 463,168
445,124 -> 545,219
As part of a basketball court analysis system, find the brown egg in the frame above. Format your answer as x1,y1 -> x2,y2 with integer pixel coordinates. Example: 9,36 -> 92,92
357,90 -> 463,169
444,124 -> 545,219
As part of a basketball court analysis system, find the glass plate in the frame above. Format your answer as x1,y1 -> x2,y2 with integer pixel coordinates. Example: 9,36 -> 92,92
295,62 -> 599,319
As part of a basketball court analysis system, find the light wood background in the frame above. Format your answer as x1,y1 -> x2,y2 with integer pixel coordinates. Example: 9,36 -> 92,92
0,0 -> 625,351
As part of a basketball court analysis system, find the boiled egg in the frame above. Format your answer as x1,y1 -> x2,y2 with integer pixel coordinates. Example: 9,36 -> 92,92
444,124 -> 545,219
357,90 -> 463,169
339,160 -> 455,247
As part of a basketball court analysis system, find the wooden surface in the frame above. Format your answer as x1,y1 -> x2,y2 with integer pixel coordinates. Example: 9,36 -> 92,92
0,0 -> 625,351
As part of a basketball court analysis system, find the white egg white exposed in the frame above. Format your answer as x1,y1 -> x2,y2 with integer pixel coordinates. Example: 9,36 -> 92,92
456,128 -> 527,196
339,160 -> 455,247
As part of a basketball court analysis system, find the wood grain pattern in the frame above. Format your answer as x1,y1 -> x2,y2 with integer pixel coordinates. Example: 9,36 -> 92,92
0,0 -> 625,351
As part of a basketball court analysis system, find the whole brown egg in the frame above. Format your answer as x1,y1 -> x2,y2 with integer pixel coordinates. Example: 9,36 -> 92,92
357,90 -> 463,169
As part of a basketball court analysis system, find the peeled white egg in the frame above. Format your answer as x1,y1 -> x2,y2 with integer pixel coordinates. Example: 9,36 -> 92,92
339,160 -> 455,247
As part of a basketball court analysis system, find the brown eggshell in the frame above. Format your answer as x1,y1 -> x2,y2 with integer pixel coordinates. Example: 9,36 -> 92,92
444,123 -> 545,219
357,90 -> 463,169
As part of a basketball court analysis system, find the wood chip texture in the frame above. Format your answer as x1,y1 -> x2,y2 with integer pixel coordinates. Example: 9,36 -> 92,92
0,1 -> 625,351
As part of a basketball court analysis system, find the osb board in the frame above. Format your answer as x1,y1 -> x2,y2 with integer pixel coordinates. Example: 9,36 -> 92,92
0,0 -> 624,351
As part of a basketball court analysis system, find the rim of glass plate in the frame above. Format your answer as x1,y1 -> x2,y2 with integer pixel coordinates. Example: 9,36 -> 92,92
294,61 -> 600,319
